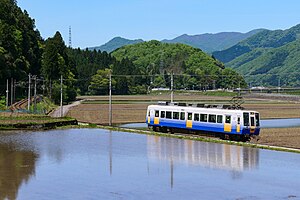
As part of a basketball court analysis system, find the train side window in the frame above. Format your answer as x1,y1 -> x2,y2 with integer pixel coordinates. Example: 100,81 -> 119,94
200,114 -> 207,122
225,115 -> 231,124
180,112 -> 185,120
148,110 -> 150,117
187,113 -> 192,120
173,112 -> 179,120
237,117 -> 241,125
155,110 -> 159,117
250,117 -> 255,126
166,111 -> 172,119
208,114 -> 216,123
255,113 -> 260,126
194,113 -> 199,121
217,115 -> 223,123
161,111 -> 165,118
243,112 -> 249,126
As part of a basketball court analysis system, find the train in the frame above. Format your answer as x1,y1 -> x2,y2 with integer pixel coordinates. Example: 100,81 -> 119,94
146,102 -> 260,141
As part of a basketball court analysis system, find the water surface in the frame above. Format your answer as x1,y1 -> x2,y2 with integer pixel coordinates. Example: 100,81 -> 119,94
0,129 -> 299,200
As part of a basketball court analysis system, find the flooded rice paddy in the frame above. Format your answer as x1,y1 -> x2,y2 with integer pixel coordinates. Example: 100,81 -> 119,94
0,128 -> 300,200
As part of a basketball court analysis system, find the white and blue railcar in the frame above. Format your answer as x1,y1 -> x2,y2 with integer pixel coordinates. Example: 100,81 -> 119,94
146,103 -> 260,139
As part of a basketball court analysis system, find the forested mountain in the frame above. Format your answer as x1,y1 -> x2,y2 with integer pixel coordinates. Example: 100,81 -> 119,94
0,0 -> 248,102
89,30 -> 262,54
0,0 -> 42,92
111,41 -> 246,90
213,24 -> 300,86
89,37 -> 144,53
162,30 -> 263,53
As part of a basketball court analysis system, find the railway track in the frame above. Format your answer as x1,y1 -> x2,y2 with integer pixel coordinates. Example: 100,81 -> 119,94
9,96 -> 42,112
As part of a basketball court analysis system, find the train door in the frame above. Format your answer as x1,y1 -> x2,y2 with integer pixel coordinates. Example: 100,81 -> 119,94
224,115 -> 232,132
186,112 -> 193,128
236,115 -> 241,133
250,112 -> 256,133
147,109 -> 151,124
154,110 -> 160,125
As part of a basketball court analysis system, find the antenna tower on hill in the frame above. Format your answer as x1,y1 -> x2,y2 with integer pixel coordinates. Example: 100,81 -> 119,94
69,26 -> 72,48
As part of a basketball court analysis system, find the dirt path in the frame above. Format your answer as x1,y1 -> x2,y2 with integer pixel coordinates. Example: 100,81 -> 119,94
49,100 -> 83,118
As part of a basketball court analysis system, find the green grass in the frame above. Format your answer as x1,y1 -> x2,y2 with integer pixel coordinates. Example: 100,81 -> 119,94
29,97 -> 57,114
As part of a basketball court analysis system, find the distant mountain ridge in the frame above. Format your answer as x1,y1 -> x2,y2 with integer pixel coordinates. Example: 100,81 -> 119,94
213,24 -> 300,86
162,29 -> 263,53
89,37 -> 144,53
88,30 -> 263,53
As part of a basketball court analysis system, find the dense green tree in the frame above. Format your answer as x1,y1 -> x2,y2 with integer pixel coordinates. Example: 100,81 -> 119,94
88,68 -> 116,95
67,48 -> 116,94
112,41 -> 245,90
41,31 -> 76,103
0,0 -> 42,95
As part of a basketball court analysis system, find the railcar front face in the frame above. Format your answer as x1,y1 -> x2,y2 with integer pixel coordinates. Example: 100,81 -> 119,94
242,112 -> 260,136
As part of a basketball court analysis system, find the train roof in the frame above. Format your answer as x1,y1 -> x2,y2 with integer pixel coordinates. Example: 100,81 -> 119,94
147,101 -> 258,113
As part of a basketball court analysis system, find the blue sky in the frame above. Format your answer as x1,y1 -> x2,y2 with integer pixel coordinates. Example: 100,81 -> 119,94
18,0 -> 300,48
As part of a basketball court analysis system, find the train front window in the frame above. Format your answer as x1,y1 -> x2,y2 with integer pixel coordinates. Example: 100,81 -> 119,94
155,110 -> 159,117
243,112 -> 249,126
255,113 -> 260,126
225,116 -> 231,124
187,113 -> 192,120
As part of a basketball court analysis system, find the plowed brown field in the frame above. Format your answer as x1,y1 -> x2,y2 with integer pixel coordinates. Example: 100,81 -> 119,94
67,94 -> 300,149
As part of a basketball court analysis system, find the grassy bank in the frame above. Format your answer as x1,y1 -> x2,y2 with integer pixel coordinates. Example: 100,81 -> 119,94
0,114 -> 77,130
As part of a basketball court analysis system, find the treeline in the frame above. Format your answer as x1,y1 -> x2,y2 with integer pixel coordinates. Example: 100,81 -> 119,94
1,0 -> 247,107
0,0 -> 42,91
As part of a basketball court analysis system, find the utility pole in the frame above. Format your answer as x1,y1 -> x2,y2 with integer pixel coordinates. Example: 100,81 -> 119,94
33,76 -> 37,113
278,77 -> 281,93
171,72 -> 174,103
49,79 -> 52,99
13,79 -> 16,103
10,78 -> 13,106
28,73 -> 31,111
109,72 -> 112,126
6,79 -> 9,109
60,75 -> 63,117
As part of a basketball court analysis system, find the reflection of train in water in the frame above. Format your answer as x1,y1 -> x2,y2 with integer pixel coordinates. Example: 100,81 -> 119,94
146,102 -> 260,140
147,136 -> 259,172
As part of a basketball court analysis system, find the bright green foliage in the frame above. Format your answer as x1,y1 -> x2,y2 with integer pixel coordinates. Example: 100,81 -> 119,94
89,69 -> 116,95
0,0 -> 42,94
0,96 -> 6,110
42,32 -> 70,81
68,48 -> 117,94
112,40 -> 245,90
41,31 -> 76,103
